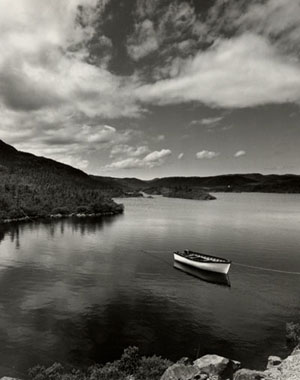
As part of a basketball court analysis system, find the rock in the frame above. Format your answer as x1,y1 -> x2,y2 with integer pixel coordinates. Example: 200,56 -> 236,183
263,367 -> 281,380
235,349 -> 300,380
233,369 -> 266,380
194,354 -> 240,378
266,356 -> 282,369
194,354 -> 229,376
177,357 -> 191,365
275,349 -> 300,380
232,360 -> 242,371
160,363 -> 201,380
291,346 -> 300,356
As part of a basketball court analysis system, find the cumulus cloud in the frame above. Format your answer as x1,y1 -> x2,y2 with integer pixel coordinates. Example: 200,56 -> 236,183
106,149 -> 172,170
144,149 -> 171,162
2,0 -> 300,175
0,0 -> 146,169
2,113 -> 133,169
227,0 -> 300,56
158,2 -> 196,42
127,19 -> 159,60
128,1 -> 197,67
110,144 -> 150,158
234,150 -> 246,158
196,150 -> 220,159
137,33 -> 300,108
191,117 -> 224,126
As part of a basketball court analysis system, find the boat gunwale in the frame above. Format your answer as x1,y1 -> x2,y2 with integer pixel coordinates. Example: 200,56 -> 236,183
174,250 -> 231,264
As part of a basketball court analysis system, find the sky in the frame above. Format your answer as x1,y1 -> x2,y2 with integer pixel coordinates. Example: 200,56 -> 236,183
1,0 -> 300,179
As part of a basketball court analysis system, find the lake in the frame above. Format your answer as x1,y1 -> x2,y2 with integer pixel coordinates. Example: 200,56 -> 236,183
0,193 -> 300,377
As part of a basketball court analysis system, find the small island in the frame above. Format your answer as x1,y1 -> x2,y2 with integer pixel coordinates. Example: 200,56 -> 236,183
145,186 -> 216,201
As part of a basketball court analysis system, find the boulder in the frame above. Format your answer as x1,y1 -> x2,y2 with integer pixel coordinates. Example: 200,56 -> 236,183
160,363 -> 202,380
233,369 -> 266,380
194,354 -> 241,378
177,357 -> 191,365
276,349 -> 300,380
263,367 -> 281,380
194,355 -> 229,375
232,360 -> 242,372
291,347 -> 300,356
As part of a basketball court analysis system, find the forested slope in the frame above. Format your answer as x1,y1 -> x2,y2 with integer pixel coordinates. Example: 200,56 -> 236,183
0,140 -> 123,221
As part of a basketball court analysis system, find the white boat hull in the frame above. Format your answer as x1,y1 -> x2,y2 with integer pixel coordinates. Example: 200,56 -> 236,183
174,253 -> 231,274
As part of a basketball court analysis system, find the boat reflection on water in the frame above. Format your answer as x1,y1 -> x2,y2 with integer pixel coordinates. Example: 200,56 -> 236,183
174,261 -> 231,287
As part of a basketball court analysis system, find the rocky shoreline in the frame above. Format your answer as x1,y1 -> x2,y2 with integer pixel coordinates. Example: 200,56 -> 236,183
160,347 -> 300,380
160,323 -> 300,379
1,347 -> 299,380
1,322 -> 300,380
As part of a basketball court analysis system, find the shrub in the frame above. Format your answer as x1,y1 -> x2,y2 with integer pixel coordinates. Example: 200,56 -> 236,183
29,347 -> 173,380
135,355 -> 172,380
118,346 -> 140,374
51,207 -> 70,215
76,206 -> 89,214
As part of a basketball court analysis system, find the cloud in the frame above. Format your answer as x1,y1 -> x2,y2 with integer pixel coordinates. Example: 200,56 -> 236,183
234,150 -> 246,157
191,116 -> 224,126
143,149 -> 171,162
137,33 -> 300,108
127,19 -> 159,60
0,3 -> 142,116
178,153 -> 184,160
158,2 -> 196,41
0,0 -> 146,170
2,0 -> 300,176
110,144 -> 150,158
231,0 -> 300,55
157,134 -> 165,141
2,113 -> 133,170
106,149 -> 172,170
128,1 -> 197,66
135,0 -> 159,20
196,150 -> 220,159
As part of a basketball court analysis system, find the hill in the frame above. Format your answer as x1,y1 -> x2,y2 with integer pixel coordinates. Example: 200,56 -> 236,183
0,140 -> 123,222
2,139 -> 300,222
105,173 -> 300,194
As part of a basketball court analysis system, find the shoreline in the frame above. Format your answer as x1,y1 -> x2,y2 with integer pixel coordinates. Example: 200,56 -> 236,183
0,208 -> 124,226
1,338 -> 299,380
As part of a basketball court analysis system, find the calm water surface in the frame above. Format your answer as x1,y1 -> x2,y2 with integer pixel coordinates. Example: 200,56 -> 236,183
0,193 -> 300,376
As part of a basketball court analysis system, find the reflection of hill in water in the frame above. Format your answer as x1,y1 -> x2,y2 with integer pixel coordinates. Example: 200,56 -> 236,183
174,261 -> 231,287
0,215 -> 123,247
52,292 -> 233,367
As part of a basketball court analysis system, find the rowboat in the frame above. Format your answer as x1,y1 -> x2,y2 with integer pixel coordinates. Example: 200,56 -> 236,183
174,261 -> 230,287
173,249 -> 231,274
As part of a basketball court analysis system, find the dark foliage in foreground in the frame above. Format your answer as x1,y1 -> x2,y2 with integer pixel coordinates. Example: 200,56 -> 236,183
28,347 -> 172,380
0,140 -> 123,222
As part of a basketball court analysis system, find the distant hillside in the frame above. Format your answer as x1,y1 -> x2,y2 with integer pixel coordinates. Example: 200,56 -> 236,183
104,173 -> 300,194
0,140 -> 123,222
1,139 -> 300,223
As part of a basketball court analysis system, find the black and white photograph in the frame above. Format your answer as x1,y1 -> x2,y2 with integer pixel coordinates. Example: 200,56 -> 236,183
0,1 -> 300,379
